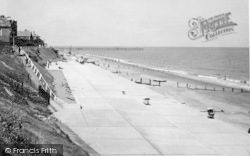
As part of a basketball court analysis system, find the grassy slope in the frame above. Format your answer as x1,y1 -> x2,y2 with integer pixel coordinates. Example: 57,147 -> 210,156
24,47 -> 62,91
0,53 -> 89,156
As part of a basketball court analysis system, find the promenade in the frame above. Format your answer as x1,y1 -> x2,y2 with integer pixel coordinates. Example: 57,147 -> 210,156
54,60 -> 250,156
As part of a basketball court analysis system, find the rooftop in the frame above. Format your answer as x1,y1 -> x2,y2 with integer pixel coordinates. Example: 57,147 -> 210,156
17,30 -> 31,37
0,16 -> 11,27
18,30 -> 40,37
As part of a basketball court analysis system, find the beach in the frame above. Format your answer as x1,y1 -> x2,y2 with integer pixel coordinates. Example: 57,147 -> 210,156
80,54 -> 250,131
50,56 -> 250,156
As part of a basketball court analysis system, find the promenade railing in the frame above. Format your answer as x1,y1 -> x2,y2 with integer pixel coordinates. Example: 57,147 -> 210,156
21,49 -> 66,108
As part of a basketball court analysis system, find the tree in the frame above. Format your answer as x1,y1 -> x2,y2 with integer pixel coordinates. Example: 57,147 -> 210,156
30,33 -> 33,41
34,38 -> 45,46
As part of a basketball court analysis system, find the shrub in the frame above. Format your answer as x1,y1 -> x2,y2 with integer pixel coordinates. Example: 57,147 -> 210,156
0,109 -> 29,144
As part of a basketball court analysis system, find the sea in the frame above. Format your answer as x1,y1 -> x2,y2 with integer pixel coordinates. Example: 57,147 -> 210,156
57,47 -> 249,83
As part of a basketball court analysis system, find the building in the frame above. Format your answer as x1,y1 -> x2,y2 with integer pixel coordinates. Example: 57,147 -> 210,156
32,32 -> 40,40
0,15 -> 11,44
0,15 -> 12,53
17,30 -> 40,40
16,30 -> 44,47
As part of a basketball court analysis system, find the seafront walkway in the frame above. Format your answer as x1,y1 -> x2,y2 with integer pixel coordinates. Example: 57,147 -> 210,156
53,60 -> 250,156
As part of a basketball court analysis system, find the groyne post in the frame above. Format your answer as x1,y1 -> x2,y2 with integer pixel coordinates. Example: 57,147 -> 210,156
223,87 -> 225,91
232,88 -> 234,92
186,83 -> 188,88
177,82 -> 179,88
140,78 -> 142,84
241,89 -> 244,93
149,79 -> 151,85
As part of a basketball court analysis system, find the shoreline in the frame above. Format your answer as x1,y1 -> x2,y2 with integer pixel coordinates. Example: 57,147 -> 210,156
79,53 -> 250,91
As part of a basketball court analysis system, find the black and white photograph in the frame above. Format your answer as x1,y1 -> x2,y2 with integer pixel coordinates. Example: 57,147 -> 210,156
0,0 -> 249,155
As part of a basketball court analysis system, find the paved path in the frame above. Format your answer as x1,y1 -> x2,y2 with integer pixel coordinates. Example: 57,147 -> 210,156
54,60 -> 250,156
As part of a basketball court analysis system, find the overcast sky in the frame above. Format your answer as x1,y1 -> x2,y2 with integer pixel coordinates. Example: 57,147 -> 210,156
1,0 -> 249,47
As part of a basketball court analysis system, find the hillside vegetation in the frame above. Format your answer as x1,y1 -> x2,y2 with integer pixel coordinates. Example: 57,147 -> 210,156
0,51 -> 88,155
24,47 -> 62,91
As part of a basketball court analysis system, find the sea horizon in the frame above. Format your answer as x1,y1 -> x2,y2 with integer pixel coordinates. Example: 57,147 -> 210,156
54,46 -> 249,48
55,46 -> 249,83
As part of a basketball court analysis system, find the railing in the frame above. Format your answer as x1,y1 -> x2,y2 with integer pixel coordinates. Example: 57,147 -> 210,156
21,49 -> 65,107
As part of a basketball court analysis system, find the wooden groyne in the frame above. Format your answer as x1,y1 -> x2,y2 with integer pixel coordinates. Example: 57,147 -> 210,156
130,76 -> 248,93
177,82 -> 249,93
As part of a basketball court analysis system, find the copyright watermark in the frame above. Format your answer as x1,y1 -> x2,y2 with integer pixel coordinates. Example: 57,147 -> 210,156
188,12 -> 237,41
4,148 -> 11,154
0,144 -> 63,156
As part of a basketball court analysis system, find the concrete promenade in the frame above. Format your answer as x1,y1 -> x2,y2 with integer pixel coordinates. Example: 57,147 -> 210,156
54,60 -> 250,156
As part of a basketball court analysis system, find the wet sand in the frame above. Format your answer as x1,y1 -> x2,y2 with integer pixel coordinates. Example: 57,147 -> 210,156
93,57 -> 250,131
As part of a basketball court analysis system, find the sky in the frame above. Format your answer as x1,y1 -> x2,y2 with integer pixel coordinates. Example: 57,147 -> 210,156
1,0 -> 249,47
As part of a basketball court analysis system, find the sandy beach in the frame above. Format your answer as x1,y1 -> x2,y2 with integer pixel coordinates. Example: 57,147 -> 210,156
86,55 -> 250,131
